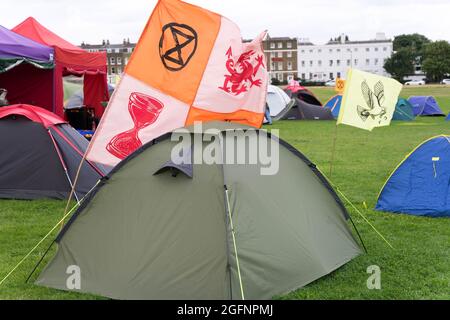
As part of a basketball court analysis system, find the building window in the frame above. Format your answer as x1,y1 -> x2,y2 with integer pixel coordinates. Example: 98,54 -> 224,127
337,72 -> 341,78
277,42 -> 283,49
277,52 -> 283,58
366,48 -> 370,52
301,73 -> 305,79
337,60 -> 341,66
301,50 -> 305,53
329,72 -> 334,80
329,49 -> 333,53
277,73 -> 283,81
354,59 -> 358,66
117,57 -> 122,65
270,52 -> 276,58
309,61 -> 313,67
117,67 -> 122,74
309,49 -> 313,53
301,61 -> 305,67
337,49 -> 341,53
318,49 -> 322,53
278,62 -> 283,70
111,67 -> 116,74
318,60 -> 322,67
287,42 -> 292,49
270,62 -> 275,70
375,47 -> 379,52
383,47 -> 387,51
309,73 -> 313,79
366,59 -> 370,65
124,57 -> 129,65
347,48 -> 352,52
287,51 -> 292,58
329,60 -> 333,67
270,43 -> 275,49
115,49 -> 120,53
287,62 -> 293,70
374,58 -> 379,65
110,57 -> 115,65
354,48 -> 358,52
347,59 -> 351,66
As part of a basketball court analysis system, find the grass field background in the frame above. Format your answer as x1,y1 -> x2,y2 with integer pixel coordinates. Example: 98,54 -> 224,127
0,86 -> 448,300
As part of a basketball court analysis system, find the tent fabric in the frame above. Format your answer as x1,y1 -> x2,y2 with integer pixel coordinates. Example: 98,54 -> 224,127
36,122 -> 361,300
0,25 -> 53,63
266,85 -> 293,118
0,63 -> 54,109
376,135 -> 450,217
285,88 -> 322,106
393,98 -> 415,121
324,94 -> 343,119
276,98 -> 334,120
0,104 -> 104,200
408,96 -> 445,116
13,17 -> 109,119
446,113 -> 449,121
285,80 -> 307,93
0,25 -> 54,110
0,104 -> 65,128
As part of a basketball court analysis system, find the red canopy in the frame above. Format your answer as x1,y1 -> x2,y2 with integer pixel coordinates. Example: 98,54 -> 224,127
13,17 -> 109,119
0,104 -> 66,128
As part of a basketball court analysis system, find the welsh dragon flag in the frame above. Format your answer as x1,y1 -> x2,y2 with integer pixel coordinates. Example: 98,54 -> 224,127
87,0 -> 268,167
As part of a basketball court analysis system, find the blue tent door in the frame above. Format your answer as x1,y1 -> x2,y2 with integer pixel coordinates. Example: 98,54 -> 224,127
405,157 -> 449,210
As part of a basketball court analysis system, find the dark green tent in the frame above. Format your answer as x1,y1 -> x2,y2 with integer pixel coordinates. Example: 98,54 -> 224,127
393,98 -> 415,121
36,122 -> 362,300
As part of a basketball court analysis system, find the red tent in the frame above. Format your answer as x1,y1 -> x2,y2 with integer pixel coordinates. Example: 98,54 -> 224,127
13,17 -> 109,119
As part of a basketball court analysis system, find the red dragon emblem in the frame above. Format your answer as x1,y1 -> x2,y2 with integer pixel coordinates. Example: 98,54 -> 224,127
219,47 -> 265,96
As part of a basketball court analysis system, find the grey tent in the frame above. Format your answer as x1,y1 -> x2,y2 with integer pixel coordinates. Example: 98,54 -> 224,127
0,104 -> 105,200
285,88 -> 323,106
276,98 -> 334,120
36,122 -> 362,300
266,85 -> 295,118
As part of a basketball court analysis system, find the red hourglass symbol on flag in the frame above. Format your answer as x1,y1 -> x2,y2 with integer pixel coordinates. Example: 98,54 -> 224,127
106,92 -> 164,159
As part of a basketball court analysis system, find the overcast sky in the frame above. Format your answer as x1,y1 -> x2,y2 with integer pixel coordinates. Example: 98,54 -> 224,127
3,0 -> 450,45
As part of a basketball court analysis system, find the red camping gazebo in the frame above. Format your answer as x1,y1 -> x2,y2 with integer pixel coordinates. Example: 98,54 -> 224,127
13,17 -> 109,119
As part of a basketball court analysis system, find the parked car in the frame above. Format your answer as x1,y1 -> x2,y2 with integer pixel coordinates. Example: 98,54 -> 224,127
404,80 -> 425,86
440,79 -> 450,85
325,80 -> 336,87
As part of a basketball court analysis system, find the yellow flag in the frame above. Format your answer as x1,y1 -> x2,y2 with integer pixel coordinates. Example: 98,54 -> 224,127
337,69 -> 402,131
335,78 -> 345,93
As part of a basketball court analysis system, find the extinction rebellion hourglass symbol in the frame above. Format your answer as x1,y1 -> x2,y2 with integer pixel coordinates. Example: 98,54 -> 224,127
106,92 -> 164,159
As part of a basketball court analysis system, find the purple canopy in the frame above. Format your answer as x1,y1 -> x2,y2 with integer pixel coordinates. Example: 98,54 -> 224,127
0,25 -> 53,62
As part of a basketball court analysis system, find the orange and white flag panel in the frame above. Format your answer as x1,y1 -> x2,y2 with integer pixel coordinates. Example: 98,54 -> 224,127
87,0 -> 268,167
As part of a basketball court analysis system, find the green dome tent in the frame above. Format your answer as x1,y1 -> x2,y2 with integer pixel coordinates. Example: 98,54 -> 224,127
36,122 -> 362,300
393,98 -> 415,121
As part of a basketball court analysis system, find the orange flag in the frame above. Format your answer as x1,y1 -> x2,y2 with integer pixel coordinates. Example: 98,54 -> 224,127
87,0 -> 268,167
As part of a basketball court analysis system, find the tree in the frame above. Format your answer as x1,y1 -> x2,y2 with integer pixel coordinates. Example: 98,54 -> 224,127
393,34 -> 431,59
384,48 -> 415,81
422,41 -> 450,82
392,34 -> 431,72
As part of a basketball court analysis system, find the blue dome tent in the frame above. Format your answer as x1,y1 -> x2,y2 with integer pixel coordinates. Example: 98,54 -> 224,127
324,94 -> 342,119
408,96 -> 445,116
376,135 -> 450,217
446,113 -> 449,121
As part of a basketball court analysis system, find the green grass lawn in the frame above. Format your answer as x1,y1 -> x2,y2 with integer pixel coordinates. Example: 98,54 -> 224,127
0,86 -> 449,300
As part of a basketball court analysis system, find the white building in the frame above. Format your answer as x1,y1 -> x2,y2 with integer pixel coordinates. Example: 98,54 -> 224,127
297,33 -> 393,81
